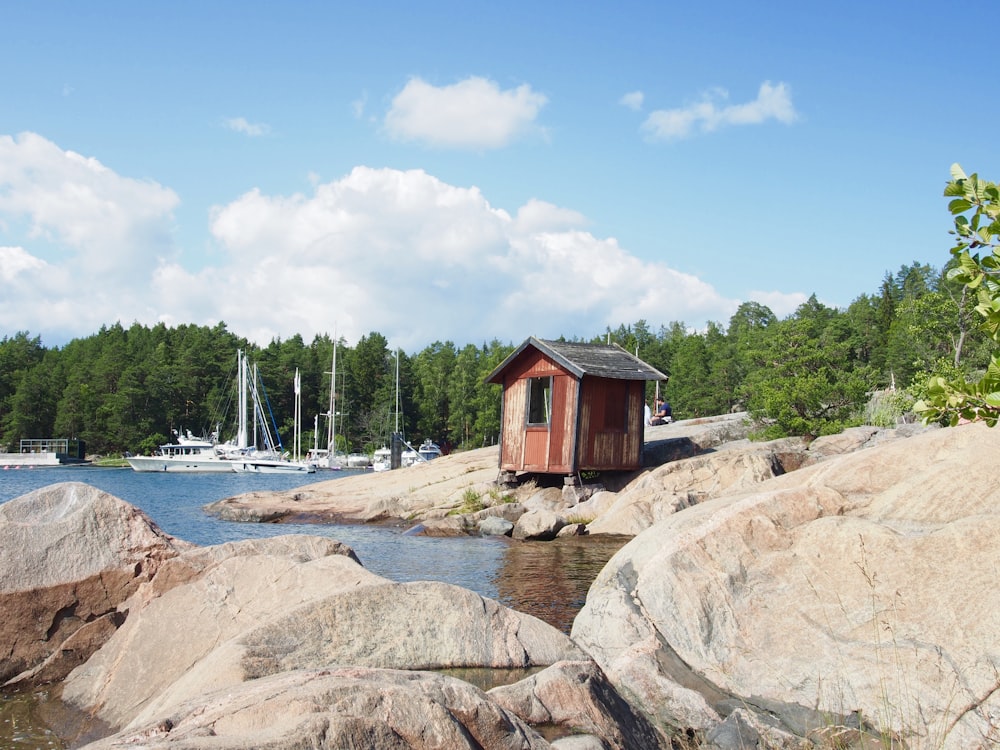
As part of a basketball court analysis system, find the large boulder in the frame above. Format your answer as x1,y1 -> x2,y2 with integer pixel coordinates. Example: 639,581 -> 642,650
64,538 -> 585,734
513,509 -> 566,541
584,440 -> 793,536
61,536 -> 386,730
0,482 -> 189,686
80,667 -> 551,749
641,413 -> 752,466
205,446 -> 503,523
572,422 -> 1000,748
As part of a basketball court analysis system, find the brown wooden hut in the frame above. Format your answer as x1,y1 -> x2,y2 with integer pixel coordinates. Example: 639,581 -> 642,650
485,337 -> 667,479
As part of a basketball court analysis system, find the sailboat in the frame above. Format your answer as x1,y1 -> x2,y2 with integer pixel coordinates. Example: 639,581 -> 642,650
372,349 -> 402,472
228,351 -> 315,474
307,335 -> 347,470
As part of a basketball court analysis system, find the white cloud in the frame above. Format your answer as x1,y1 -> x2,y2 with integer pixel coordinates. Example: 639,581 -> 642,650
0,245 -> 48,282
224,117 -> 271,137
642,81 -> 798,140
0,132 -> 802,351
620,91 -> 644,111
0,132 -> 178,274
384,76 -> 547,149
186,166 -> 740,349
0,133 -> 180,335
511,199 -> 587,235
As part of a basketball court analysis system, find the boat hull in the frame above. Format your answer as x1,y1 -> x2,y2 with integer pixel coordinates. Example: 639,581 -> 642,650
126,456 -> 234,473
230,459 -> 314,474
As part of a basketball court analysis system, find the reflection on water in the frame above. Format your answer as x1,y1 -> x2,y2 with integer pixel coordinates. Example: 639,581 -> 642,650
492,535 -> 629,635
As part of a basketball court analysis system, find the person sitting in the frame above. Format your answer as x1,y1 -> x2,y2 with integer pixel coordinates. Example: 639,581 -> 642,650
650,398 -> 672,425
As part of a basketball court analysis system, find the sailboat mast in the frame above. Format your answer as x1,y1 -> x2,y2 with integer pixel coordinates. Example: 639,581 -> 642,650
327,332 -> 337,453
293,368 -> 301,461
252,363 -> 259,449
237,350 -> 248,450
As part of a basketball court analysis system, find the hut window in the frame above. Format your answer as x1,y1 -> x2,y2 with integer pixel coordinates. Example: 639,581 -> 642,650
526,376 -> 552,425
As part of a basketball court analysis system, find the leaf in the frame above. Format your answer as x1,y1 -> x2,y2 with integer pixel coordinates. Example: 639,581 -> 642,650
951,163 -> 969,181
949,198 -> 974,215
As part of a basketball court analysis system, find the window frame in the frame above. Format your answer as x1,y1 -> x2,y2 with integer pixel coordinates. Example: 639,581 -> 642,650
525,376 -> 553,427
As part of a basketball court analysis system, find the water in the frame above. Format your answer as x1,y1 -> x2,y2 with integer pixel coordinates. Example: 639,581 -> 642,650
0,466 -> 509,595
0,465 -> 628,747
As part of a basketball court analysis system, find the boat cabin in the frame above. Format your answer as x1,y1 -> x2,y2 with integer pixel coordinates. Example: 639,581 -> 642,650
485,337 -> 667,479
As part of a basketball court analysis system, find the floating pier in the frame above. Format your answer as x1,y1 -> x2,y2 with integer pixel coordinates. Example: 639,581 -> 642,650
0,438 -> 88,468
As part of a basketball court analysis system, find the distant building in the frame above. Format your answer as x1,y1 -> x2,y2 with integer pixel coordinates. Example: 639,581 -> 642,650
485,337 -> 666,480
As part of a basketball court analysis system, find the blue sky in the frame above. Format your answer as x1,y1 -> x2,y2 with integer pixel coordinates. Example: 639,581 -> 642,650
1,1 -> 997,352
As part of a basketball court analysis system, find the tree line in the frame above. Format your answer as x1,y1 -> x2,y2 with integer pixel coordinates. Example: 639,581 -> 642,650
0,254 -> 987,457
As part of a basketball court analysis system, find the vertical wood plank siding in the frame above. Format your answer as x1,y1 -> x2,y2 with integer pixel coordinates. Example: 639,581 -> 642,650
498,349 -> 575,473
499,377 -> 526,470
491,339 -> 661,475
577,377 -> 644,470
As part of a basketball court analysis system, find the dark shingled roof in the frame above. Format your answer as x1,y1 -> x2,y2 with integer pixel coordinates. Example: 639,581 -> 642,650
485,336 -> 667,383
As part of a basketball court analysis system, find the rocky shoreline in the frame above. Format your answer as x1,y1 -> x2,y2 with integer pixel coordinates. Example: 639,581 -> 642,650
4,414 -> 1000,748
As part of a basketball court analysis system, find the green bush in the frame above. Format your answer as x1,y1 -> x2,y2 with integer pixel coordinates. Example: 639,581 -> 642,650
862,389 -> 916,427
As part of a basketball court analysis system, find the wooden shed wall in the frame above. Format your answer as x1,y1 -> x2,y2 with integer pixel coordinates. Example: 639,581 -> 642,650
575,377 -> 645,470
497,349 -> 577,474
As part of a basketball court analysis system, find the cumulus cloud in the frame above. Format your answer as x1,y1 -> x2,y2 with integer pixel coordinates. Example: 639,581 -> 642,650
511,199 -> 587,235
0,132 -> 179,337
0,131 -> 801,351
642,81 -> 798,140
619,91 -> 644,111
149,165 -> 741,350
384,76 -> 547,149
224,117 -> 271,137
0,245 -> 48,282
0,133 -> 179,271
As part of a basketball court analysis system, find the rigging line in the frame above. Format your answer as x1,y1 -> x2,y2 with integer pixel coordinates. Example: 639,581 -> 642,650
257,374 -> 284,452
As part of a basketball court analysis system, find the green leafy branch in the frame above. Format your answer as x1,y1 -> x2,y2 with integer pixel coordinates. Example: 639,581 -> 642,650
915,165 -> 1000,425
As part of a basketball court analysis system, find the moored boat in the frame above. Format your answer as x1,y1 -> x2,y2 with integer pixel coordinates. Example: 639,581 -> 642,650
305,448 -> 345,470
418,439 -> 443,462
229,450 -> 315,474
126,431 -> 235,473
401,439 -> 443,467
346,452 -> 371,469
371,446 -> 391,472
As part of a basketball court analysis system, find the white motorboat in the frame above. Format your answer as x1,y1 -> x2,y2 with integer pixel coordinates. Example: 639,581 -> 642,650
418,439 -> 443,462
306,448 -> 345,470
126,430 -> 235,473
401,439 -> 442,467
346,453 -> 371,468
371,446 -> 391,472
230,450 -> 314,474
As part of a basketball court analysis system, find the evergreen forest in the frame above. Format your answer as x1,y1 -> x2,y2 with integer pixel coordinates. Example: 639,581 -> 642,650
0,258 -> 986,457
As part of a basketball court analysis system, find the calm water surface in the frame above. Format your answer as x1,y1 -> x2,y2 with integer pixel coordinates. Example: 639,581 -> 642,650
0,465 -> 628,748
